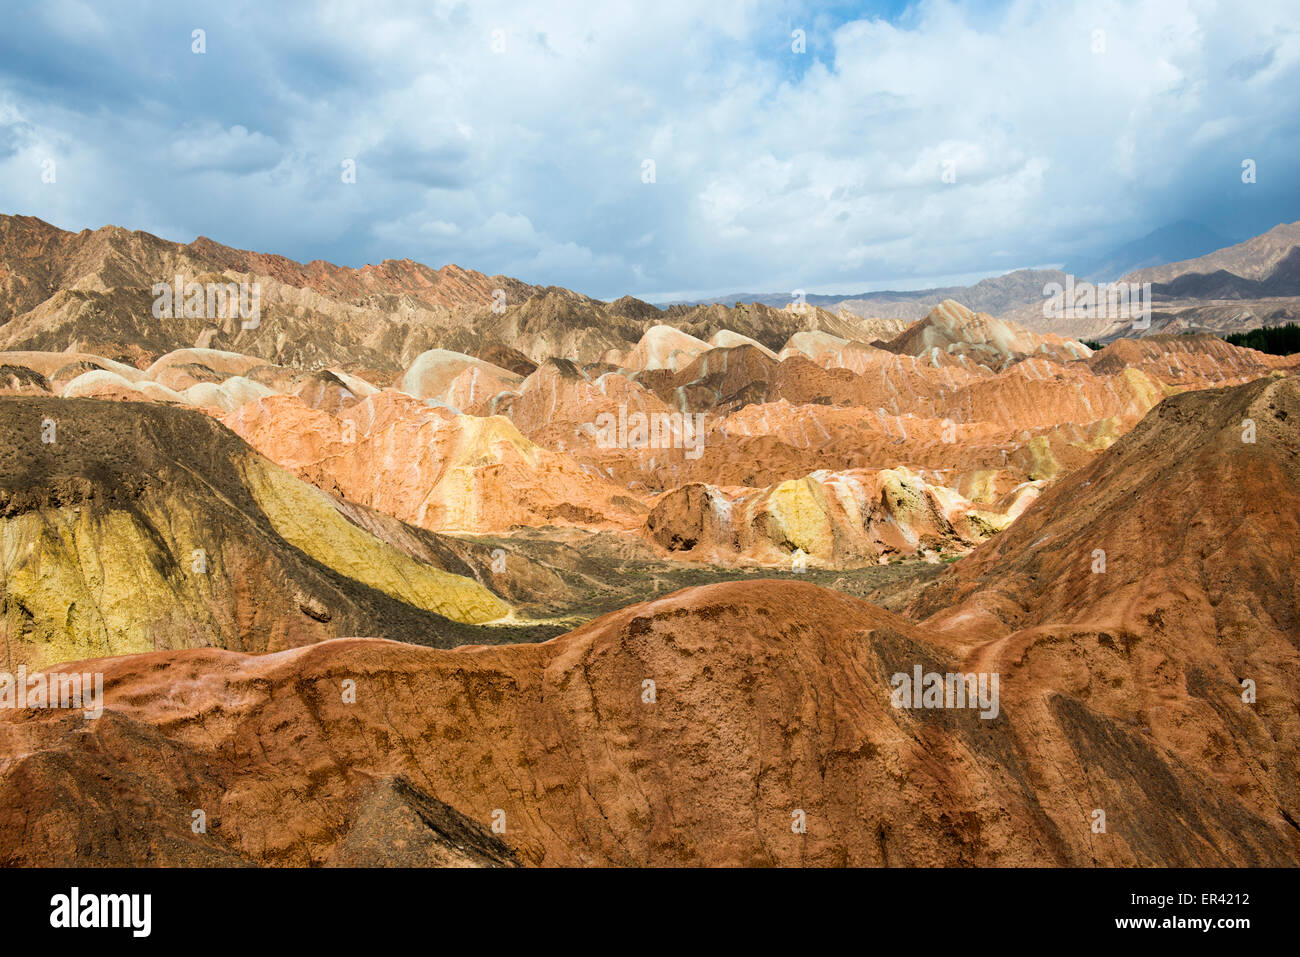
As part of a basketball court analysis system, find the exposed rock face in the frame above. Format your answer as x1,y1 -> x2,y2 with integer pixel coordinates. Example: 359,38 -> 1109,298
399,349 -> 524,409
326,776 -> 521,867
0,214 -> 544,372
5,214 -> 1300,373
1,292 -> 1285,559
1,570 -> 1295,866
2,216 -> 1298,869
911,375 -> 1300,631
0,397 -> 509,670
662,300 -> 906,353
0,363 -> 50,394
909,375 -> 1300,839
1004,222 -> 1300,341
644,469 -> 1040,566
1123,220 -> 1300,286
221,391 -> 649,533
483,357 -> 677,453
603,324 -> 713,372
1088,333 -> 1297,384
881,299 -> 1091,367
708,328 -> 778,359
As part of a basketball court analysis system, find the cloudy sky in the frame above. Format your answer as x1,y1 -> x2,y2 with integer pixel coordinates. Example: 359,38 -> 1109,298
2,0 -> 1298,300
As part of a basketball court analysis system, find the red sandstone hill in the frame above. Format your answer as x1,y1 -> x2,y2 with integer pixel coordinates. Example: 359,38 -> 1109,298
909,374 -> 1300,839
6,376 -> 1300,870
0,571 -> 1293,866
0,217 -> 1297,868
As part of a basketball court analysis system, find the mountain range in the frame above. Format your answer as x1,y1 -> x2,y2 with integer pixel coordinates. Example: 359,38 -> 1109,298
669,220 -> 1300,342
0,212 -> 1297,866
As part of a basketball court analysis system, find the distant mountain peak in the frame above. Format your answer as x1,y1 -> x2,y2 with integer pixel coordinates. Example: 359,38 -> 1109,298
1065,220 -> 1230,282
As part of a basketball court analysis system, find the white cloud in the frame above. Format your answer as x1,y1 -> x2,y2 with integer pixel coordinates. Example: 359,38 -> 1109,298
0,0 -> 1297,297
168,124 -> 281,174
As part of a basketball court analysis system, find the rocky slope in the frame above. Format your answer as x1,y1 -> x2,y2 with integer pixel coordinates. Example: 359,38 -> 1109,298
1124,221 -> 1300,286
1,566 -> 1294,865
0,396 -> 511,670
1008,222 -> 1300,341
644,468 -> 1041,566
0,216 -> 906,375
221,391 -> 649,533
0,232 -> 1296,866
908,375 -> 1300,837
3,294 -> 1286,567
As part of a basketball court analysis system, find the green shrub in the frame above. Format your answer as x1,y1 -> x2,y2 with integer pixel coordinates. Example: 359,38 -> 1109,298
1224,323 -> 1300,355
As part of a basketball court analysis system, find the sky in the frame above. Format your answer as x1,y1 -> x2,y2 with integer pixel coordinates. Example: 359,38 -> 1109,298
1,0 -> 1298,301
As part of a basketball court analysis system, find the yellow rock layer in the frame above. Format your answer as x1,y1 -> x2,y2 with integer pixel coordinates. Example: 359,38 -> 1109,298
1025,435 -> 1061,481
1,507 -> 217,670
765,477 -> 835,556
242,455 -> 509,624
